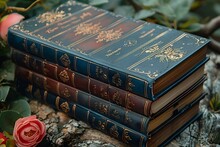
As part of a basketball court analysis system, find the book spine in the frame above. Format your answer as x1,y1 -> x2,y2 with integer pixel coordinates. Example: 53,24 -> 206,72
15,66 -> 151,134
8,32 -> 152,99
12,49 -> 152,116
16,80 -> 148,147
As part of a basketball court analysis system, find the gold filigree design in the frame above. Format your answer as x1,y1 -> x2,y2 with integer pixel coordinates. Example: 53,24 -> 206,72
145,45 -> 159,53
94,102 -> 108,115
132,68 -> 159,79
59,70 -> 69,83
155,46 -> 185,62
60,101 -> 70,113
122,129 -> 132,143
75,23 -> 101,36
61,88 -> 71,98
111,110 -> 120,119
99,86 -> 108,99
112,91 -> 122,105
60,54 -> 70,67
96,29 -> 122,43
112,73 -> 122,87
95,67 -> 108,80
80,12 -> 92,19
37,11 -> 66,26
110,125 -> 119,139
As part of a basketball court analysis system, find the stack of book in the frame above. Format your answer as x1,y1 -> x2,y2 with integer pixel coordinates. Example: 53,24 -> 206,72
8,1 -> 209,146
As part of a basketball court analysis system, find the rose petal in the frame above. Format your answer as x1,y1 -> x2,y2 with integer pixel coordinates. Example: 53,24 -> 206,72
0,13 -> 24,41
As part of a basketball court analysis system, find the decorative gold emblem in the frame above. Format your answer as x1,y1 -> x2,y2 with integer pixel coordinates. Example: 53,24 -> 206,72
98,120 -> 106,131
96,29 -> 122,43
112,73 -> 122,87
99,86 -> 108,99
110,125 -> 119,139
75,23 -> 101,36
127,78 -> 135,92
112,91 -> 122,105
61,88 -> 71,98
111,110 -> 120,119
60,101 -> 70,113
37,11 -> 66,26
94,102 -> 108,115
155,46 -> 185,62
95,67 -> 108,80
26,85 -> 33,93
122,129 -> 132,143
59,70 -> 69,83
60,54 -> 70,67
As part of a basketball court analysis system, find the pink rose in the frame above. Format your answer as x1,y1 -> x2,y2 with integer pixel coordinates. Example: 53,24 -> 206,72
13,115 -> 46,147
0,13 -> 24,41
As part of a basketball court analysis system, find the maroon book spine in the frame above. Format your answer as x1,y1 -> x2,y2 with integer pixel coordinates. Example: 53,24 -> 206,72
12,49 -> 152,116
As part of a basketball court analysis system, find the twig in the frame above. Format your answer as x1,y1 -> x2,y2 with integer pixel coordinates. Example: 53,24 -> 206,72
6,0 -> 41,12
196,16 -> 220,54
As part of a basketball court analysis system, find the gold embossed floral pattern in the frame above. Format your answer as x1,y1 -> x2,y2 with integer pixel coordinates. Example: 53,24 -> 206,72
75,23 -> 102,35
96,29 -> 122,43
155,46 -> 185,62
37,11 -> 66,26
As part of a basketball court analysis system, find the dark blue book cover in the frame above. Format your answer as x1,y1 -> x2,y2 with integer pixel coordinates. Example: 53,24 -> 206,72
8,0 -> 209,100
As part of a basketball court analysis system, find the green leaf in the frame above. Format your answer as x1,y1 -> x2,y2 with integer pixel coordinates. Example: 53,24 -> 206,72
0,60 -> 15,81
0,110 -> 22,134
155,0 -> 194,21
134,9 -> 155,20
0,86 -> 10,102
132,0 -> 159,7
9,99 -> 31,117
114,5 -> 135,18
89,0 -> 108,5
181,23 -> 202,32
6,139 -> 15,147
3,131 -> 13,139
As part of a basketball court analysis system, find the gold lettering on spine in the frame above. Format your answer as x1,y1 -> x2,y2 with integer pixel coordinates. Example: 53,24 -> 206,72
109,125 -> 119,139
59,70 -> 70,83
122,129 -> 132,144
60,54 -> 70,67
